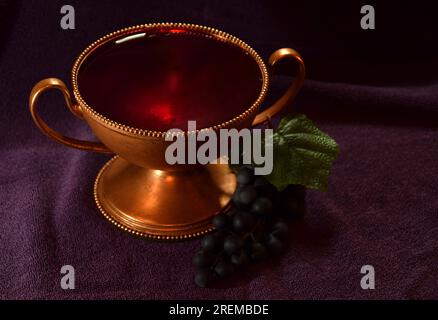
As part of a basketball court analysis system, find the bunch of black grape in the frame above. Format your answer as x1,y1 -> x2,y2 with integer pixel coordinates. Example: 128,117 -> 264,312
193,167 -> 306,288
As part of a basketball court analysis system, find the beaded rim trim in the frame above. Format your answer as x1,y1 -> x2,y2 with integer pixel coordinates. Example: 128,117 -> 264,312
71,22 -> 269,138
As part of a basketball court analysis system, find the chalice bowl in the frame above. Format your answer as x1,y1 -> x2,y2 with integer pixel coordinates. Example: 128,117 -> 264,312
29,23 -> 305,240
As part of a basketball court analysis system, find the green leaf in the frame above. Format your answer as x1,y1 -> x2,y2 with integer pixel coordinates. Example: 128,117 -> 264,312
229,113 -> 339,191
266,113 -> 339,191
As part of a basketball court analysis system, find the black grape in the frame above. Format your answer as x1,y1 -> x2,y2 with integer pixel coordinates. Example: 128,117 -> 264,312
250,242 -> 268,261
192,251 -> 215,268
212,214 -> 230,231
237,185 -> 257,206
271,221 -> 289,239
194,269 -> 216,288
266,234 -> 283,254
193,164 -> 306,287
201,233 -> 222,252
236,167 -> 254,185
251,197 -> 273,215
231,251 -> 249,266
232,211 -> 254,232
224,235 -> 243,255
214,260 -> 235,277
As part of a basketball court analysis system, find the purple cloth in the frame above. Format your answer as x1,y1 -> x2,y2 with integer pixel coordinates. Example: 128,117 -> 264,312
0,0 -> 437,299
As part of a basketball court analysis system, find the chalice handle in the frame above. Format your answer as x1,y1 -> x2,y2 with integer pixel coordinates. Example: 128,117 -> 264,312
29,78 -> 111,153
252,48 -> 305,127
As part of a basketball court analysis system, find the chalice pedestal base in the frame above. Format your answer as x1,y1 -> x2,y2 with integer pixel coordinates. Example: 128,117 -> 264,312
94,156 -> 237,240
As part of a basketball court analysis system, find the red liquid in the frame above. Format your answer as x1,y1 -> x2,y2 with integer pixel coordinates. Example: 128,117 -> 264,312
78,30 -> 263,131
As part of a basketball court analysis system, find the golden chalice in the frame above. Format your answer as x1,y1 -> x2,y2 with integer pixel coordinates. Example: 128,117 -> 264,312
29,23 -> 305,240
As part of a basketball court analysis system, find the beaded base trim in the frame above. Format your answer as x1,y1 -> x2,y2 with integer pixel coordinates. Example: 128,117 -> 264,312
93,157 -> 233,241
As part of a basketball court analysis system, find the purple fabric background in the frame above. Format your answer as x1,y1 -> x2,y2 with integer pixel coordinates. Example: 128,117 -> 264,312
0,0 -> 437,299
